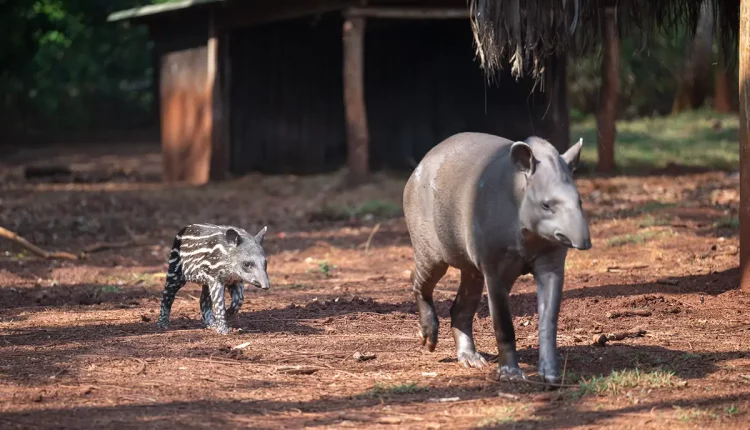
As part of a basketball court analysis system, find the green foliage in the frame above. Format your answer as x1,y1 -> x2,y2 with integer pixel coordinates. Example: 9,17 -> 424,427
569,27 -> 692,118
1,0 -> 159,133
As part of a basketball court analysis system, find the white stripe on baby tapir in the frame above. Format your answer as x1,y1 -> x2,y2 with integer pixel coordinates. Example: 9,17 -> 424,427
179,243 -> 229,257
175,232 -> 224,241
187,259 -> 229,272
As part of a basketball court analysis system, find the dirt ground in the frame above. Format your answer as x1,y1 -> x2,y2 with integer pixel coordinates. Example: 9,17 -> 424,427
1,142 -> 749,429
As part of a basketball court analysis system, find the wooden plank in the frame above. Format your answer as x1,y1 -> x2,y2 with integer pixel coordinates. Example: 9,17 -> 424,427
159,45 -> 213,184
343,16 -> 369,183
740,0 -> 750,292
596,6 -> 618,173
346,7 -> 469,20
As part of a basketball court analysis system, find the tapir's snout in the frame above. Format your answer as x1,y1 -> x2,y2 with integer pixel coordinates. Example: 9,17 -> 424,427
247,272 -> 271,290
575,238 -> 592,251
554,231 -> 592,250
553,208 -> 591,250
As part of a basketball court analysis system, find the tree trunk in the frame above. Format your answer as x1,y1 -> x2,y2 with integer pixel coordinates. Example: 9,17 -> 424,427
714,48 -> 734,113
672,0 -> 714,113
342,16 -> 369,184
740,0 -> 750,292
597,7 -> 618,174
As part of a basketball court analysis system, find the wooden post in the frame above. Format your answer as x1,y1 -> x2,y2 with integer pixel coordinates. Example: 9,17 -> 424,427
209,12 -> 230,181
343,15 -> 369,184
740,0 -> 750,292
596,6 -> 618,174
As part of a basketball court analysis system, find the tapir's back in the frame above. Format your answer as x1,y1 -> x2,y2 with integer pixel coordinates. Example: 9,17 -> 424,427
403,132 -> 519,270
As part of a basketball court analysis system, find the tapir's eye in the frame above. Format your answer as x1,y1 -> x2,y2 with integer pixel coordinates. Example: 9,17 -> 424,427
542,201 -> 552,212
243,261 -> 253,269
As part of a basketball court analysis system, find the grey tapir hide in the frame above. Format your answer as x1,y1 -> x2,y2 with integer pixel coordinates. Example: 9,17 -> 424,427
403,132 -> 591,383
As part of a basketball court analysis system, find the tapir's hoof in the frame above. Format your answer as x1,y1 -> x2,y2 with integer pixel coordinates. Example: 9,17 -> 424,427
457,351 -> 488,369
497,365 -> 526,381
211,324 -> 230,335
417,327 -> 438,352
156,320 -> 169,330
539,372 -> 561,385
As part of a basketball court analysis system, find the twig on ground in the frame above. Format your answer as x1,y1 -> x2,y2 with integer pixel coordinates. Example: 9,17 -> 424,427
561,349 -> 570,386
606,309 -> 652,319
364,223 -> 381,254
0,225 -> 77,260
133,358 -> 147,375
497,392 -> 521,401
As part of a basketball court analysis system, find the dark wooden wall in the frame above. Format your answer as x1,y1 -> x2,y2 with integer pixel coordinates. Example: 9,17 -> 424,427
228,13 -> 566,175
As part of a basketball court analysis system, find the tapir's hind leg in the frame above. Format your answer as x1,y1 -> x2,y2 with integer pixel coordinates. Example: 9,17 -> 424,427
411,256 -> 448,352
451,270 -> 487,368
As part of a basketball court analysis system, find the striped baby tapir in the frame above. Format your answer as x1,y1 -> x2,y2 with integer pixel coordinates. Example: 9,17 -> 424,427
156,223 -> 270,334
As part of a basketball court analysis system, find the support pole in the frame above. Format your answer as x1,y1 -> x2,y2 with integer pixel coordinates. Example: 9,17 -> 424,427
343,15 -> 369,184
739,0 -> 750,292
596,6 -> 618,173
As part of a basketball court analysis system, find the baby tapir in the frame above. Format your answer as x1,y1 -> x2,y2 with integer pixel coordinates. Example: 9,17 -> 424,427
403,132 -> 591,383
156,223 -> 270,335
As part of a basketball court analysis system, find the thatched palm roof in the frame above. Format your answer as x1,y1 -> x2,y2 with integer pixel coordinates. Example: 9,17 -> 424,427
467,0 -> 739,79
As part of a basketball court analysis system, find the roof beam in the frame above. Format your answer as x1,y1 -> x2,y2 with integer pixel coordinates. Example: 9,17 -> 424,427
107,0 -> 223,22
344,6 -> 469,20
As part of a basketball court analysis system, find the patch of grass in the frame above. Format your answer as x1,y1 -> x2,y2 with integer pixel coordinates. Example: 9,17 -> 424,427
680,352 -> 700,360
639,202 -> 676,214
573,110 -> 739,173
310,199 -> 401,221
726,404 -> 739,417
638,215 -> 671,228
674,406 -> 711,422
363,382 -> 427,397
477,407 -> 517,427
353,200 -> 402,218
576,369 -> 679,397
714,216 -> 739,230
317,261 -> 335,277
606,231 -> 658,247
100,285 -> 121,294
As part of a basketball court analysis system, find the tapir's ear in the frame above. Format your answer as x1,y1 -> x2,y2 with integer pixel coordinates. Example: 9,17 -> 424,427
225,228 -> 242,246
254,226 -> 267,245
510,142 -> 536,174
562,138 -> 583,171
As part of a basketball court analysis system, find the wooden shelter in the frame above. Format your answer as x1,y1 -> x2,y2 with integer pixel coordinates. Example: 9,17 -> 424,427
466,0 -> 749,292
108,0 -> 569,184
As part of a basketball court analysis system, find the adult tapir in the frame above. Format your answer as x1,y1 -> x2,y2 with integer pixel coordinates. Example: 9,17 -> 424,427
403,132 -> 591,383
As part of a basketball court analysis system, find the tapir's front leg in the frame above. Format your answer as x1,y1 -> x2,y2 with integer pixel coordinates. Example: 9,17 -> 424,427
485,259 -> 524,379
532,248 -> 568,384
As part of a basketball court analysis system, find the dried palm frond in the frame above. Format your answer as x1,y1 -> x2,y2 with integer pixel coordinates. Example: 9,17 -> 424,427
467,0 -> 739,80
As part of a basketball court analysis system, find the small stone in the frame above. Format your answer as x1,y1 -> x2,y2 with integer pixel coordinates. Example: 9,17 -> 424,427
353,352 -> 376,362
